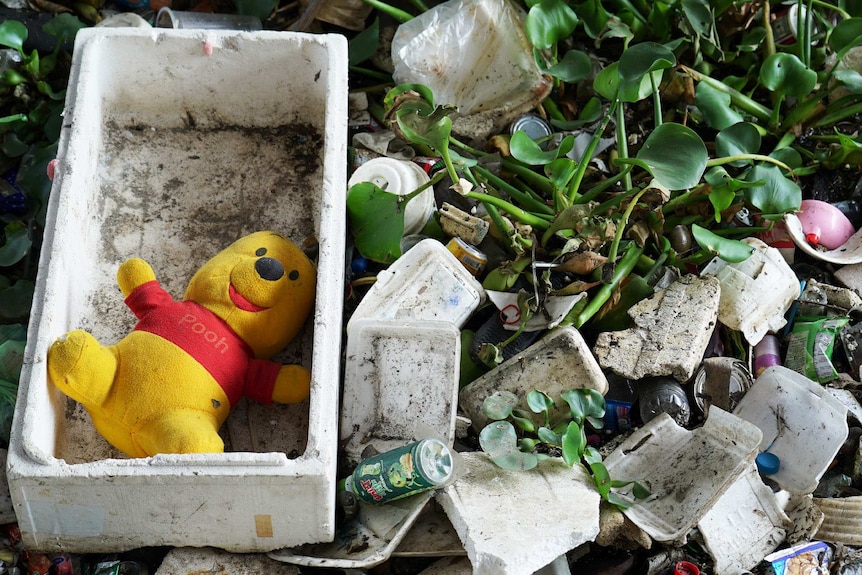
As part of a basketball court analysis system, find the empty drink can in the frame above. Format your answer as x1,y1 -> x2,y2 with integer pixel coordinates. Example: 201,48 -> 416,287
343,438 -> 454,504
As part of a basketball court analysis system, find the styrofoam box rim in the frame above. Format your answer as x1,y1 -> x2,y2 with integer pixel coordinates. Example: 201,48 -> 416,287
7,28 -> 348,551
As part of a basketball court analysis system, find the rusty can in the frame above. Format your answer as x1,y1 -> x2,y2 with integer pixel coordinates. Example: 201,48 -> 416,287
446,237 -> 487,276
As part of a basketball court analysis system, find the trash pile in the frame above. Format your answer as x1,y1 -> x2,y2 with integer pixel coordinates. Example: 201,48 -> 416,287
5,0 -> 862,573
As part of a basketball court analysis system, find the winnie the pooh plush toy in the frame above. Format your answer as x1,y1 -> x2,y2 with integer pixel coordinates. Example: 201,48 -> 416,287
46,231 -> 316,458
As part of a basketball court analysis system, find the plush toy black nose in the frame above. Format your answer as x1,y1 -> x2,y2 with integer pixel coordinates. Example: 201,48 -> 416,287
255,257 -> 285,281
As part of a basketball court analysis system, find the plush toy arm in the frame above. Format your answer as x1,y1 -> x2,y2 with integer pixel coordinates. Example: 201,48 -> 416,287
117,258 -> 157,298
272,365 -> 312,404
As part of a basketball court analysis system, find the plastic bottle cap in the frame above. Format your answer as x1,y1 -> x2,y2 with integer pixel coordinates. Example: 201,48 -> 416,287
756,451 -> 781,475
674,561 -> 700,575
805,232 -> 820,246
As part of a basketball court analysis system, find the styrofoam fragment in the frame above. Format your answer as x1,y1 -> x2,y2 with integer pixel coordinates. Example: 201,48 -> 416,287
593,274 -> 720,382
459,326 -> 609,432
701,237 -> 799,345
813,496 -> 862,545
698,463 -> 790,574
437,452 -> 600,575
156,547 -> 301,574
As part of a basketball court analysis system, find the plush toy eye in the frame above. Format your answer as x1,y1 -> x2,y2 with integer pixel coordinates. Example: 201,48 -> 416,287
255,248 -> 267,256
289,270 -> 300,280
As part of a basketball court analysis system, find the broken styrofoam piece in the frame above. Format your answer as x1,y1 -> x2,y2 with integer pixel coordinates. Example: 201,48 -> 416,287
834,261 -> 862,293
813,495 -> 862,545
773,492 -> 825,545
460,326 -> 609,432
785,212 -> 862,265
486,290 -> 586,332
698,463 -> 790,575
603,408 -> 762,544
8,28 -> 347,553
269,493 -> 433,569
341,319 -> 461,465
732,366 -> 849,495
348,239 -> 485,330
700,237 -> 800,345
392,501 -> 465,558
593,274 -> 720,382
156,547 -> 302,574
437,452 -> 601,575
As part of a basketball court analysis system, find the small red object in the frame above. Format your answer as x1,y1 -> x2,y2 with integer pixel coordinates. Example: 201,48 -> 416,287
674,561 -> 700,575
805,232 -> 820,246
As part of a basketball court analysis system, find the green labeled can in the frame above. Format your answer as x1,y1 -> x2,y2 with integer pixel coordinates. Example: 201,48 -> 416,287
344,438 -> 454,504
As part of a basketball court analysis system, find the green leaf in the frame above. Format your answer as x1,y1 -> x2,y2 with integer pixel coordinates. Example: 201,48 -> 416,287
482,390 -> 520,421
42,13 -> 85,45
834,68 -> 862,93
606,491 -> 633,509
715,122 -> 761,166
681,0 -> 714,37
510,131 -> 557,165
525,0 -> 579,51
705,167 -> 740,221
561,388 -> 606,425
695,82 -> 743,131
384,84 -> 435,110
743,163 -> 802,217
691,224 -> 754,262
551,96 -> 603,130
539,49 -> 592,83
561,420 -> 585,466
0,20 -> 27,53
519,438 -> 541,451
619,123 -> 708,190
545,158 -> 577,189
0,280 -> 34,319
0,222 -> 32,267
537,426 -> 560,445
593,61 -> 621,100
346,182 -> 408,264
17,141 -> 58,227
480,421 -> 540,471
618,41 -> 676,101
348,17 -> 379,66
574,0 -> 610,38
632,480 -> 651,499
527,389 -> 556,414
759,53 -> 817,98
829,17 -> 862,53
511,413 -> 537,433
393,104 -> 456,152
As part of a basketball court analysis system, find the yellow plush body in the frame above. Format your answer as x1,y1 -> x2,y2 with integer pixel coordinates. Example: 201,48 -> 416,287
47,231 -> 316,457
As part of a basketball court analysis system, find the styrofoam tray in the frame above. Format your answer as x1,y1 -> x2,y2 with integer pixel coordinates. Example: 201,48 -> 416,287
347,239 -> 485,330
733,366 -> 849,495
603,408 -> 762,543
340,319 -> 461,465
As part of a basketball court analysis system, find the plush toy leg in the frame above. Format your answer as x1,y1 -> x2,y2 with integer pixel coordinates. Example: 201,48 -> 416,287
47,330 -> 117,409
133,409 -> 225,456
271,365 -> 312,404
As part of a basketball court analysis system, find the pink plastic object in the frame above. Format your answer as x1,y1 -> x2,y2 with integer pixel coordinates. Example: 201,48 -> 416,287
797,199 -> 856,249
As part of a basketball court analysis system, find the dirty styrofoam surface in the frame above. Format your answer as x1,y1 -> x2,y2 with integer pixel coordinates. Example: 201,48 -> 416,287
785,212 -> 862,265
700,237 -> 799,345
460,326 -> 608,432
347,239 -> 485,330
8,28 -> 347,552
341,319 -> 461,465
603,408 -> 762,543
437,452 -> 600,575
732,366 -> 849,495
813,495 -> 862,545
698,463 -> 790,575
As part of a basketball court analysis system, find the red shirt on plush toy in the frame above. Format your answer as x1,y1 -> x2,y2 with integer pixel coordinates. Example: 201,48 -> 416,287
47,231 -> 316,458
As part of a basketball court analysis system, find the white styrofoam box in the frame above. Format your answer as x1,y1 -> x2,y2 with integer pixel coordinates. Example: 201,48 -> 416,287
341,319 -> 461,465
733,366 -> 849,495
603,408 -> 762,543
7,28 -> 347,552
347,239 -> 485,330
698,463 -> 790,574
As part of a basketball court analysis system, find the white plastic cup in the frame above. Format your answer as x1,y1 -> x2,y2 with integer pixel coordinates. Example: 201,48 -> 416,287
348,157 -> 436,236
155,7 -> 263,30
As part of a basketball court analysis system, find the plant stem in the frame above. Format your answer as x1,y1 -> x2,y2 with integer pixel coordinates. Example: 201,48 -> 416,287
810,0 -> 849,19
474,166 -> 555,216
358,0 -> 413,22
449,137 -> 487,157
814,100 -> 862,127
576,165 -> 633,205
706,154 -> 793,173
405,0 -> 429,12
501,158 -> 556,197
651,74 -> 662,128
591,186 -> 640,216
348,66 -> 393,82
606,186 -> 650,265
464,191 -> 552,230
571,243 -> 644,329
568,99 -> 619,203
764,1 -> 776,58
680,65 -> 773,123
615,103 -> 633,192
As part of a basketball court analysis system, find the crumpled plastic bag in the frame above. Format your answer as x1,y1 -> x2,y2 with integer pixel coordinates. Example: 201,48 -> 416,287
391,0 -> 550,117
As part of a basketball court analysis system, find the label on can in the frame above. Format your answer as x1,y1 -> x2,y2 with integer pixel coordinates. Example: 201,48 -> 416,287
347,439 -> 453,504
446,237 -> 487,276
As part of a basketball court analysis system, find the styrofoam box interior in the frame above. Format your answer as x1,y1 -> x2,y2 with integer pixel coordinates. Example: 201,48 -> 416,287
7,28 -> 347,553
